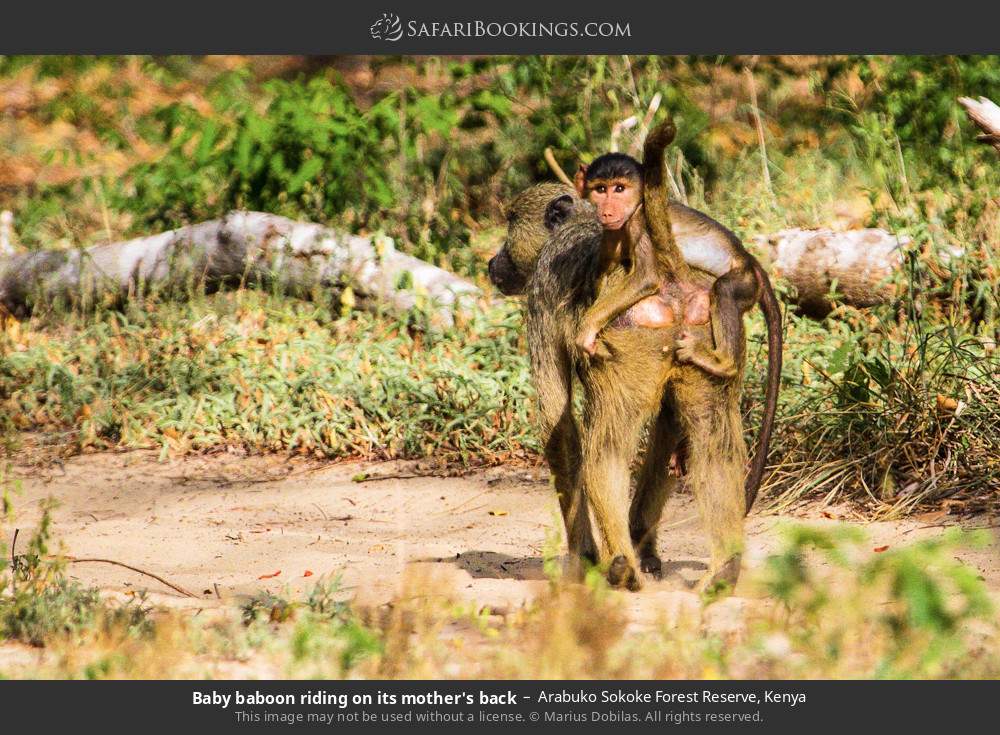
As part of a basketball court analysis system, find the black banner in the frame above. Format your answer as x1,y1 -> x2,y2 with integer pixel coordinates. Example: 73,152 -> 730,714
1,680 -> 997,732
1,0 -> 999,54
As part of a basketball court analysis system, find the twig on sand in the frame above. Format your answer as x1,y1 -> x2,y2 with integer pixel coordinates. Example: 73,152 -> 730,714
354,473 -> 428,483
64,556 -> 199,598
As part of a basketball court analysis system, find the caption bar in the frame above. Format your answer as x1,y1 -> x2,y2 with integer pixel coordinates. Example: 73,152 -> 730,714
192,683 -> 809,727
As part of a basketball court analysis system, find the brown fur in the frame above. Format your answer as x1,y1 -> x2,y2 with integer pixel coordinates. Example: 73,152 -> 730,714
641,123 -> 783,511
491,183 -> 748,591
570,123 -> 694,359
566,119 -> 782,514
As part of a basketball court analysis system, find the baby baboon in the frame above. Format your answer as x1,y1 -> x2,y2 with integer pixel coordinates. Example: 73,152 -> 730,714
572,121 -> 701,359
490,182 -> 752,591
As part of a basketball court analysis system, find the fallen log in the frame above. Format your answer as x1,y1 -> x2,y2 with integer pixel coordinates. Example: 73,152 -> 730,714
0,209 -> 915,322
0,211 -> 480,325
753,228 -> 907,317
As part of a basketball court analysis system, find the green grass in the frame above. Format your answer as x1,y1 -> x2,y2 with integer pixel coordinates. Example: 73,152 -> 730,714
0,291 -> 536,465
1,501 -> 153,647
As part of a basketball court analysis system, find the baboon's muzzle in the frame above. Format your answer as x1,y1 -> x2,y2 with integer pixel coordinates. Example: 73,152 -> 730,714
488,248 -> 527,296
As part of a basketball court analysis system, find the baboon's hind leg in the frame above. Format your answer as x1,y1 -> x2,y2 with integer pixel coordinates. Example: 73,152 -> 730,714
580,387 -> 655,591
629,394 -> 682,576
677,381 -> 747,592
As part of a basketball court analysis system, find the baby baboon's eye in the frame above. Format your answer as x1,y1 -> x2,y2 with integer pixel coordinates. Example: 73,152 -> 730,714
614,183 -> 626,193
595,185 -> 606,194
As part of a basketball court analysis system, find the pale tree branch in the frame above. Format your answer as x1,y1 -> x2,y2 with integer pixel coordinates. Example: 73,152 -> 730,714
0,212 -> 481,325
959,96 -> 1000,154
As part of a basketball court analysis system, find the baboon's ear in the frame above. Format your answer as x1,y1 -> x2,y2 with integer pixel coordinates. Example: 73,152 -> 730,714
544,194 -> 575,231
574,164 -> 588,197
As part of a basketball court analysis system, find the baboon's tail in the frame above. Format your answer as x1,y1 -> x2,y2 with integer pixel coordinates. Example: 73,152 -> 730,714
744,262 -> 782,513
641,120 -> 689,279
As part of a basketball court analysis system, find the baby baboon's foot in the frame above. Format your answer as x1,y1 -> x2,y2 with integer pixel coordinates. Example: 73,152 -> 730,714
674,331 -> 700,365
608,555 -> 643,591
576,329 -> 599,357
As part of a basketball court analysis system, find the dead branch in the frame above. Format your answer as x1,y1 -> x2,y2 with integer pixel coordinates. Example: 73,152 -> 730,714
959,96 -> 1000,153
0,212 -> 481,326
65,556 -> 199,598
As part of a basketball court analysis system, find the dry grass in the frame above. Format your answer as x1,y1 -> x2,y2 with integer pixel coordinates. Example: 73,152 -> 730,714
2,515 -> 997,680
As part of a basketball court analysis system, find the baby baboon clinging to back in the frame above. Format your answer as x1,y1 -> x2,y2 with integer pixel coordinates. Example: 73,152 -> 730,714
572,122 -> 706,359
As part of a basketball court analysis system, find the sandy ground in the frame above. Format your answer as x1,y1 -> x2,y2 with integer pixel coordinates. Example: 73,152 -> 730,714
4,449 -> 998,622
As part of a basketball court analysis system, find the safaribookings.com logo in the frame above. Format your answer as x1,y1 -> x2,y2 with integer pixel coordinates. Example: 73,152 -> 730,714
369,14 -> 631,41
370,13 -> 404,41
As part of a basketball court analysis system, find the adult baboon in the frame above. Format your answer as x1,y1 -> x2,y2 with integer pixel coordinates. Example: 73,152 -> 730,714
490,189 -> 752,591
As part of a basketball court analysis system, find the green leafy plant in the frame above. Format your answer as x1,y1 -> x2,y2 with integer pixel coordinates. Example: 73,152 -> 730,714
0,499 -> 151,646
761,524 -> 993,677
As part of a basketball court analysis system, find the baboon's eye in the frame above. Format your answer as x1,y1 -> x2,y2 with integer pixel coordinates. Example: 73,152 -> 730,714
614,183 -> 626,193
595,185 -> 606,194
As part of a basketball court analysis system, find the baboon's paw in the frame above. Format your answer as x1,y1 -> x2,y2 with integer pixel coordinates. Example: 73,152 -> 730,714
608,555 -> 642,591
695,555 -> 742,596
607,555 -> 629,586
640,554 -> 662,576
576,330 -> 599,357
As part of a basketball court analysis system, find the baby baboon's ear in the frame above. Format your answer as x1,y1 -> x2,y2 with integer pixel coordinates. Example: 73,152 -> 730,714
544,194 -> 575,231
573,164 -> 588,197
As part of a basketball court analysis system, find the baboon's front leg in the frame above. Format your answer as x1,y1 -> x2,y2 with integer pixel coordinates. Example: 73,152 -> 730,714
629,394 -> 682,575
676,379 -> 748,591
580,396 -> 651,591
528,331 -> 595,565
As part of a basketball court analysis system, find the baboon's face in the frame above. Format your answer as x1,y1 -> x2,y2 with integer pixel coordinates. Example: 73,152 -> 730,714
582,176 -> 640,231
488,183 -> 575,296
